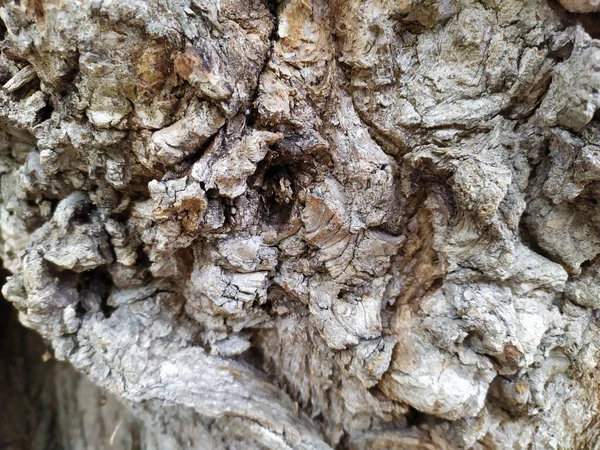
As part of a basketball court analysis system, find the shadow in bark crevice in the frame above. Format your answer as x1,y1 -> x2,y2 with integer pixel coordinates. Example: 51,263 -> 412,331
0,266 -> 61,450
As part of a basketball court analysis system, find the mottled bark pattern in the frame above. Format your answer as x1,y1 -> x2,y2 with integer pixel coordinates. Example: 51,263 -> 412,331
1,0 -> 600,448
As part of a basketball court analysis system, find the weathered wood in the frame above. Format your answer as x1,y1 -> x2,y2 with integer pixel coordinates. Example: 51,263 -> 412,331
1,0 -> 600,448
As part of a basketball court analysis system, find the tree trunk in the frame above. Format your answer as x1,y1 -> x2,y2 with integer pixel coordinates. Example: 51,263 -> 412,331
1,0 -> 600,448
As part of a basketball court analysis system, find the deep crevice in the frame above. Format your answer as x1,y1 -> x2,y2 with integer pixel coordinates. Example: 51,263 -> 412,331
548,0 -> 600,39
405,406 -> 428,428
0,260 -> 61,450
578,13 -> 600,39
37,103 -> 54,123
172,125 -> 224,174
77,267 -> 115,319
0,17 -> 6,42
518,217 -> 561,268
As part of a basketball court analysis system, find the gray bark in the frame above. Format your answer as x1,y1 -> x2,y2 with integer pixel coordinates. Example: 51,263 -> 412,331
1,0 -> 600,448
1,294 -> 220,450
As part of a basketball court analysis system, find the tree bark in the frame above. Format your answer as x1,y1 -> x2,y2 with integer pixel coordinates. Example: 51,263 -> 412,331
1,0 -> 600,448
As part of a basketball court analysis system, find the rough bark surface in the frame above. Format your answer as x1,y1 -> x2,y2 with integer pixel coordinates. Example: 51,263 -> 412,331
1,294 -> 224,450
2,0 -> 600,448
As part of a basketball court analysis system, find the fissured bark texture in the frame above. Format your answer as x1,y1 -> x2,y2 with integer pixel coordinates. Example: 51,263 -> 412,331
1,0 -> 600,448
